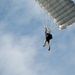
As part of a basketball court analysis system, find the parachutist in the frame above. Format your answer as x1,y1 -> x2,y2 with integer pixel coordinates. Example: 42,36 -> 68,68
43,27 -> 52,51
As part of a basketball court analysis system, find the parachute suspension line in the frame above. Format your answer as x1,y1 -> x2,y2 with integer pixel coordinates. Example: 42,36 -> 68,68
45,14 -> 51,33
44,12 -> 51,29
40,12 -> 50,29
40,14 -> 46,28
45,13 -> 47,26
45,14 -> 51,32
40,14 -> 51,33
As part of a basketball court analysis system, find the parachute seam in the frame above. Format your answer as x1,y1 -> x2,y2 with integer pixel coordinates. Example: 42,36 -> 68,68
53,0 -> 75,25
58,10 -> 75,25
57,5 -> 75,24
53,1 -> 74,19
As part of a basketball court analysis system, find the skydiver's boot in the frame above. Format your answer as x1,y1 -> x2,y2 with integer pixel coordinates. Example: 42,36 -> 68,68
48,47 -> 50,51
48,45 -> 50,51
43,44 -> 45,47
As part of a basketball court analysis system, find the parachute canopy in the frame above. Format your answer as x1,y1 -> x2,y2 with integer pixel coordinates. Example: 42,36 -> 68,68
35,0 -> 75,30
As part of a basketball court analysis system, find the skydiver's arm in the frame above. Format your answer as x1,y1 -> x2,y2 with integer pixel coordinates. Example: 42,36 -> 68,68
45,27 -> 47,34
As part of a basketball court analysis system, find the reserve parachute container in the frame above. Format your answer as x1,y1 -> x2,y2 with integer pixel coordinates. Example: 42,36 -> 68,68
35,0 -> 75,30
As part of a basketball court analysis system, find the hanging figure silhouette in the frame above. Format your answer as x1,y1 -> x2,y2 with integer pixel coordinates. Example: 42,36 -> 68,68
43,27 -> 53,51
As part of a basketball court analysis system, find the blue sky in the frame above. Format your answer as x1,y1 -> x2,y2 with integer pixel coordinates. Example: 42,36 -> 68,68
0,0 -> 75,75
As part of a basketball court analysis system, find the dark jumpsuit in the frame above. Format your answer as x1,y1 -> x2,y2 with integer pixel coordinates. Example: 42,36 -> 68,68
45,33 -> 52,43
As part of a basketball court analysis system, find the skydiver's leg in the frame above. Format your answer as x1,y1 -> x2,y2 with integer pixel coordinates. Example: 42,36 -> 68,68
47,40 -> 50,51
43,39 -> 46,47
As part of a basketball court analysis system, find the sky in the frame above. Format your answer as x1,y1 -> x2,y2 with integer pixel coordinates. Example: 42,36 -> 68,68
0,0 -> 75,75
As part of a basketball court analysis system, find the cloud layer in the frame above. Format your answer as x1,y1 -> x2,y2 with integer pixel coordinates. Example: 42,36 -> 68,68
0,34 -> 37,75
0,0 -> 75,75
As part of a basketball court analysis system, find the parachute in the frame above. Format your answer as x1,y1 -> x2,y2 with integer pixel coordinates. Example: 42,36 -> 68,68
35,0 -> 75,30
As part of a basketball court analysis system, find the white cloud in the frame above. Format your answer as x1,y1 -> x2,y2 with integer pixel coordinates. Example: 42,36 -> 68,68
0,34 -> 37,75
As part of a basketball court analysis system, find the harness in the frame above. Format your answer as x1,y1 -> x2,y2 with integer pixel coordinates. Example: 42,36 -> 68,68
46,33 -> 52,40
